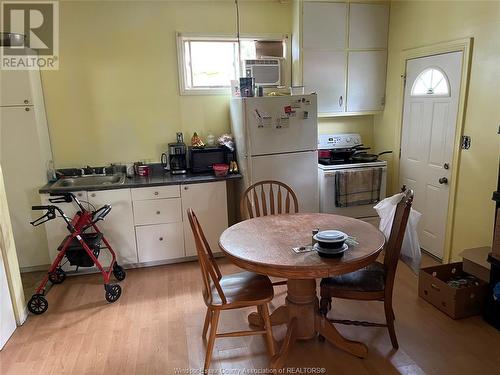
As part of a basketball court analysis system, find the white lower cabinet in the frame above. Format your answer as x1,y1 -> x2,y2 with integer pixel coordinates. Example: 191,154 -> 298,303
88,189 -> 137,265
41,189 -> 137,269
136,223 -> 185,262
132,198 -> 182,226
181,181 -> 228,257
40,180 -> 229,268
41,191 -> 88,271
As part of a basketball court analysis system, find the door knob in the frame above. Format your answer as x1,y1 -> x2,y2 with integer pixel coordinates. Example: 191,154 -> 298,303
438,177 -> 448,184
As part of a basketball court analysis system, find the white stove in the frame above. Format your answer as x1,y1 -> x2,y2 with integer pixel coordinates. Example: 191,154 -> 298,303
318,160 -> 387,170
317,133 -> 388,219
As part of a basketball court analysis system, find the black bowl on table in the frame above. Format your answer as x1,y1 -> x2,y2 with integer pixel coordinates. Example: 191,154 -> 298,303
313,230 -> 349,258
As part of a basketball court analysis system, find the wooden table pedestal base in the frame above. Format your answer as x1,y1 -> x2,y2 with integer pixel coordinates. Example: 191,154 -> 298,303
248,279 -> 368,369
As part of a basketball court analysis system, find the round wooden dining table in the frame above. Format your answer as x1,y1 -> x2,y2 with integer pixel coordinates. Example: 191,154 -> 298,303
219,213 -> 386,369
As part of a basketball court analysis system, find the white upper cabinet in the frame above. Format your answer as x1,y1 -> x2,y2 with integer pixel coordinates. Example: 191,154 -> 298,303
304,50 -> 346,113
347,51 -> 387,112
349,3 -> 389,49
294,1 -> 390,115
303,2 -> 347,50
0,69 -> 33,106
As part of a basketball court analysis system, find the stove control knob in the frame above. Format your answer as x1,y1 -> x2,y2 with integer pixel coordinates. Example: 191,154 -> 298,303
346,137 -> 351,143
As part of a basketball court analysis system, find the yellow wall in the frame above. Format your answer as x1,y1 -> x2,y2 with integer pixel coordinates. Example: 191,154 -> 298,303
41,0 -> 292,167
42,0 -> 368,166
374,0 -> 500,260
319,115 -> 374,148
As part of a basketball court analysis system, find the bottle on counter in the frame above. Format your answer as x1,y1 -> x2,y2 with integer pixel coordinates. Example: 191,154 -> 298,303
46,160 -> 57,182
206,132 -> 215,147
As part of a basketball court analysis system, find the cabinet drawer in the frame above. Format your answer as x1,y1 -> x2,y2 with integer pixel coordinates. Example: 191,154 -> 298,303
131,185 -> 180,201
133,198 -> 182,226
136,223 -> 185,262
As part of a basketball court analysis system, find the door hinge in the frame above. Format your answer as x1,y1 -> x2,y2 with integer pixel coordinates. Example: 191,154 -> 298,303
399,148 -> 402,159
401,74 -> 407,86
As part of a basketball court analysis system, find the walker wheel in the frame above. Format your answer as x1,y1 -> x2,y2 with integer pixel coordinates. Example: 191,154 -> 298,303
112,264 -> 126,281
104,284 -> 122,303
28,294 -> 48,315
48,268 -> 66,284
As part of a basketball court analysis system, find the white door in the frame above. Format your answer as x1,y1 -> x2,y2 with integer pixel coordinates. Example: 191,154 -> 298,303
251,151 -> 319,213
0,106 -> 50,268
245,95 -> 317,155
181,181 -> 228,257
0,250 -> 17,349
400,51 -> 463,259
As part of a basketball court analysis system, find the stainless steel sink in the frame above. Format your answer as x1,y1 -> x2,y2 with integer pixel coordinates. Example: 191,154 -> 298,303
51,174 -> 126,189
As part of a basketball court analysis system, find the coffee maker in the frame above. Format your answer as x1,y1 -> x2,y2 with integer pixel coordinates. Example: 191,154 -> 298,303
161,132 -> 187,175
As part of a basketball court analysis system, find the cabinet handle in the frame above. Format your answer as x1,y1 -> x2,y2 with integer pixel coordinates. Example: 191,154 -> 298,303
159,237 -> 163,241
154,191 -> 159,196
24,99 -> 29,104
184,186 -> 188,190
90,193 -> 96,198
338,95 -> 343,108
77,193 -> 82,197
25,107 -> 30,111
156,210 -> 160,215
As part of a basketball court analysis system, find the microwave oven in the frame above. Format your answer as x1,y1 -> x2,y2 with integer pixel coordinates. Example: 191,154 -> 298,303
189,147 -> 234,173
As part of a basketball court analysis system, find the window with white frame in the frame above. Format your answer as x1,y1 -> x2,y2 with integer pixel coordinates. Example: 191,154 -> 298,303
411,67 -> 450,97
177,34 -> 287,95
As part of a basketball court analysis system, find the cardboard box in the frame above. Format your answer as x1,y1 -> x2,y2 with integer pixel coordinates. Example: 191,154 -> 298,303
419,262 -> 488,319
460,247 -> 491,282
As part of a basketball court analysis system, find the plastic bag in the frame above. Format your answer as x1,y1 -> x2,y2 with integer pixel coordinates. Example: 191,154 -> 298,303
374,193 -> 422,274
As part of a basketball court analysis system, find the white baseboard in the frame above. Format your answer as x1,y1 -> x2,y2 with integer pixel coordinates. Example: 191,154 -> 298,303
20,264 -> 51,273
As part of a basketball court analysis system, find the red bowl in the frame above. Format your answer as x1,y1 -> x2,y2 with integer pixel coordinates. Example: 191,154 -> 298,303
213,163 -> 229,177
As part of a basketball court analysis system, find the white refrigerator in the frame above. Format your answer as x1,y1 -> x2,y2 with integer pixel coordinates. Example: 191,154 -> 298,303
230,94 -> 319,213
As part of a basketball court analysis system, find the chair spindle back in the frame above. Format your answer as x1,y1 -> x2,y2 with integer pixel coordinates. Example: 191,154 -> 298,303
187,208 -> 226,305
240,180 -> 299,220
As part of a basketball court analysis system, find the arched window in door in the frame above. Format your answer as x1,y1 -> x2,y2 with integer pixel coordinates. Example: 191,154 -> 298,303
411,67 -> 450,97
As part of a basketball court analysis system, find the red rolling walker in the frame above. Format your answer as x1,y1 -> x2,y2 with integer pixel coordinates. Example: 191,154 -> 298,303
28,192 -> 126,314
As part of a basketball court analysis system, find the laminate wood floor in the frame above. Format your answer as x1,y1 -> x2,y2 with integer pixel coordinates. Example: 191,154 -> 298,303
3,255 -> 499,375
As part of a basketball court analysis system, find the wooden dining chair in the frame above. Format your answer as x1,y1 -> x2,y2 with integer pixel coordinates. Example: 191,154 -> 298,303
319,188 -> 414,349
240,180 -> 299,220
240,180 -> 299,287
187,208 -> 276,371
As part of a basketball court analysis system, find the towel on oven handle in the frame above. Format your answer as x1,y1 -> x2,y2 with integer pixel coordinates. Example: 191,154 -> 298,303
334,167 -> 383,207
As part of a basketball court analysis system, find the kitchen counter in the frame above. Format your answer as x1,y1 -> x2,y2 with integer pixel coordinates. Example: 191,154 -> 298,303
39,171 -> 242,193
